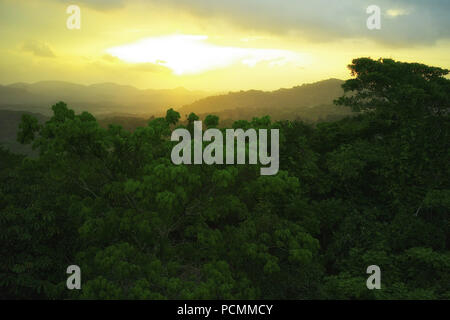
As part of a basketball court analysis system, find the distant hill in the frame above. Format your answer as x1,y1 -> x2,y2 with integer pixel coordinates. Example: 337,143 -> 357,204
0,81 -> 209,116
0,85 -> 43,105
0,79 -> 356,154
177,79 -> 353,122
0,79 -> 352,122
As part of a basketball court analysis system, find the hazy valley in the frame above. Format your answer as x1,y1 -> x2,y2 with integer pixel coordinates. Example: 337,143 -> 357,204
0,79 -> 353,154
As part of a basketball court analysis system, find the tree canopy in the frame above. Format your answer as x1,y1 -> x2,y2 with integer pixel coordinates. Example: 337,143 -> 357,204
0,58 -> 449,299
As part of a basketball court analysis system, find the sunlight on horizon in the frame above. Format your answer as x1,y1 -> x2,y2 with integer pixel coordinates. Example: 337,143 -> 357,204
0,0 -> 449,91
106,34 -> 308,75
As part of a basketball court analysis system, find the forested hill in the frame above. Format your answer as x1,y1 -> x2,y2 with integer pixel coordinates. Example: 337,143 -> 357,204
0,79 -> 351,123
177,79 -> 352,122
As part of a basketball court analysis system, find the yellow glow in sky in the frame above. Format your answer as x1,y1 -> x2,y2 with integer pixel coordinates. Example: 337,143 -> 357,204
106,34 -> 307,75
0,0 -> 449,91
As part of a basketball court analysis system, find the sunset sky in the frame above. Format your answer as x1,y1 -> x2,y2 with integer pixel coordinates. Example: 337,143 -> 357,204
0,0 -> 449,91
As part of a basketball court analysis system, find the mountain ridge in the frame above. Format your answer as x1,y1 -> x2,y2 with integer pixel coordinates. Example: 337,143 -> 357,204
176,78 -> 350,122
0,79 -> 351,122
0,81 -> 210,116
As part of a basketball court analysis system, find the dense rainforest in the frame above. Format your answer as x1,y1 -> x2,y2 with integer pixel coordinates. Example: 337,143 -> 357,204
0,58 -> 449,299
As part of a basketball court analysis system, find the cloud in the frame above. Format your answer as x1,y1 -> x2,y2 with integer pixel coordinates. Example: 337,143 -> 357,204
150,0 -> 450,46
50,0 -> 450,47
386,8 -> 411,18
102,54 -> 121,63
99,54 -> 172,74
22,40 -> 56,58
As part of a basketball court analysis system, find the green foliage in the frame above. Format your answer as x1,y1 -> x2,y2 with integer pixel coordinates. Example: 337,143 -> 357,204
204,115 -> 219,128
0,58 -> 449,299
165,108 -> 181,125
17,114 -> 40,145
335,58 -> 450,118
